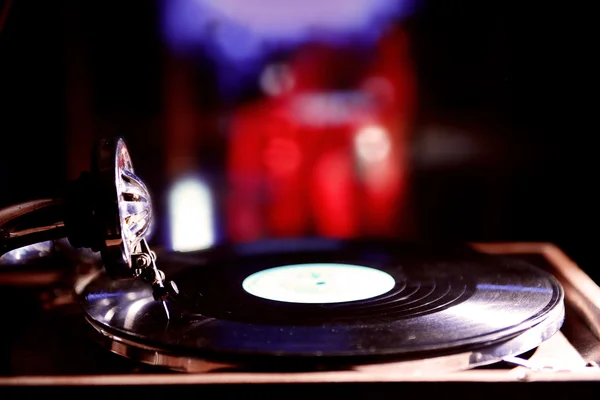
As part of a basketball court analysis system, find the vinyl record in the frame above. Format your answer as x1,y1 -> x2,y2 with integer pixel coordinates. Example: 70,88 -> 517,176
80,239 -> 564,369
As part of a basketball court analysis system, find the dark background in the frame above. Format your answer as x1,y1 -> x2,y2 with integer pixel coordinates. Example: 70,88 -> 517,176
0,1 -> 596,278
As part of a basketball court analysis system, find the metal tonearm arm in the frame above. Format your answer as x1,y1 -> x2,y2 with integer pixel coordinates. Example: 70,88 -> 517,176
0,199 -> 66,257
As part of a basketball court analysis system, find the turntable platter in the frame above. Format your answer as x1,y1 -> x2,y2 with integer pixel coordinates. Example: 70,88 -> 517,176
79,239 -> 564,371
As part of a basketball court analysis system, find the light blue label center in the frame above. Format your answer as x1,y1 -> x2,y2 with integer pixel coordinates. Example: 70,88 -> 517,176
242,263 -> 395,304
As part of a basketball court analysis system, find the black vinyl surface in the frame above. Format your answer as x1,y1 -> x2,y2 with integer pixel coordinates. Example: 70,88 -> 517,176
80,239 -> 563,365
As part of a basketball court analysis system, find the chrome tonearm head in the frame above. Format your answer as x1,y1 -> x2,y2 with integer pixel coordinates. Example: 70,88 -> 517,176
64,137 -> 177,301
0,137 -> 177,303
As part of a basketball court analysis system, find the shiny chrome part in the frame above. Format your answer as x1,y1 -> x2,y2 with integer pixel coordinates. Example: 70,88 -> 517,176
86,318 -> 235,373
119,169 -> 153,249
0,238 -> 102,266
130,237 -> 174,318
0,199 -> 66,257
0,137 -> 174,302
0,240 -> 55,265
91,137 -> 153,279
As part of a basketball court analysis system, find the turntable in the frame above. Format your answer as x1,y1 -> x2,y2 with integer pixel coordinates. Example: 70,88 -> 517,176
1,138 -> 600,395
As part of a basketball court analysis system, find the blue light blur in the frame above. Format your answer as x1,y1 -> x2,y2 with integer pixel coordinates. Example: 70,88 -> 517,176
233,237 -> 344,256
86,292 -> 123,301
160,0 -> 419,97
200,322 -> 355,353
161,0 -> 417,60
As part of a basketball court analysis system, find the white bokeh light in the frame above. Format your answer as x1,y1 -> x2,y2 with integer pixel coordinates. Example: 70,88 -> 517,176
354,125 -> 392,163
169,176 -> 215,252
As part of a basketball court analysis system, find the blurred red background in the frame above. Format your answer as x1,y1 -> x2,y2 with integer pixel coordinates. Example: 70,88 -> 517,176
0,1 -> 595,278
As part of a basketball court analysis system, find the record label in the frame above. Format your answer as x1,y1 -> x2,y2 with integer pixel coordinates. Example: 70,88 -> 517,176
241,263 -> 396,304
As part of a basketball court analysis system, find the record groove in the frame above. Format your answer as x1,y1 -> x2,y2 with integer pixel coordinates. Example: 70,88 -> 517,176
80,239 -> 564,366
